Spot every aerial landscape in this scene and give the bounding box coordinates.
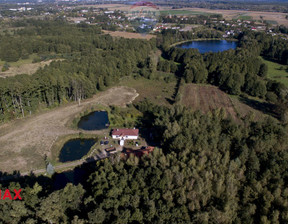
[0,0,288,223]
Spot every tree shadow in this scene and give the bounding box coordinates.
[238,96,280,119]
[165,97,175,105]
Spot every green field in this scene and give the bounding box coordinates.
[265,20,278,25]
[237,15,253,20]
[0,54,37,67]
[118,76,176,106]
[160,10,214,16]
[261,57,288,87]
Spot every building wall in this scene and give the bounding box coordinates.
[112,135,138,140]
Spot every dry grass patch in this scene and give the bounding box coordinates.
[0,86,138,173]
[0,59,62,78]
[181,84,265,121]
[103,30,155,40]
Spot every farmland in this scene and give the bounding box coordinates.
[102,30,155,40]
[187,7,288,26]
[180,84,266,122]
[160,10,214,16]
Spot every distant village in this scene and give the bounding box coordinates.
[1,4,287,40]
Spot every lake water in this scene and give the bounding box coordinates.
[78,111,109,130]
[177,40,238,53]
[59,138,96,162]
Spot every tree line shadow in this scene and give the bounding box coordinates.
[239,96,280,119]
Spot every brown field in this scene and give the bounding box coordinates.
[76,4,132,11]
[0,86,138,173]
[180,8,288,26]
[103,30,155,40]
[88,4,288,26]
[0,59,61,78]
[181,84,265,121]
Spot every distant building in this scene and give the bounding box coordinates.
[112,128,139,140]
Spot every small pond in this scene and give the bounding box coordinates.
[59,138,96,162]
[78,111,109,130]
[176,40,238,53]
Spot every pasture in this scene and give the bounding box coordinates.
[261,57,288,87]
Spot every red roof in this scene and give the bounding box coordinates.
[112,128,139,137]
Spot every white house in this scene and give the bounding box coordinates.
[112,128,139,140]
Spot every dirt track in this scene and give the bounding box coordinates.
[0,86,138,173]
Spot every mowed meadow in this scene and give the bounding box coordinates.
[180,84,266,122]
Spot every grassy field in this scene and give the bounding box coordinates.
[180,83,266,122]
[0,86,138,173]
[0,54,62,77]
[265,20,278,25]
[261,57,288,87]
[160,10,214,16]
[118,76,177,106]
[0,54,37,67]
[237,15,253,20]
[103,30,155,40]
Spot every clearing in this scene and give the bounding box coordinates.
[0,86,138,173]
[0,59,62,78]
[118,76,177,106]
[180,84,266,121]
[261,57,288,87]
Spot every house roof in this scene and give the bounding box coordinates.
[112,128,139,137]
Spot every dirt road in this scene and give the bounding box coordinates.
[0,86,138,173]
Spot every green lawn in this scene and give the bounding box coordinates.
[118,76,177,106]
[0,54,38,67]
[265,20,278,25]
[237,15,253,20]
[261,57,288,87]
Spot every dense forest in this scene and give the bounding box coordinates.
[1,103,288,223]
[0,20,155,122]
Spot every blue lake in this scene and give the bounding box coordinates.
[177,40,238,53]
[59,138,96,162]
[78,111,109,130]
